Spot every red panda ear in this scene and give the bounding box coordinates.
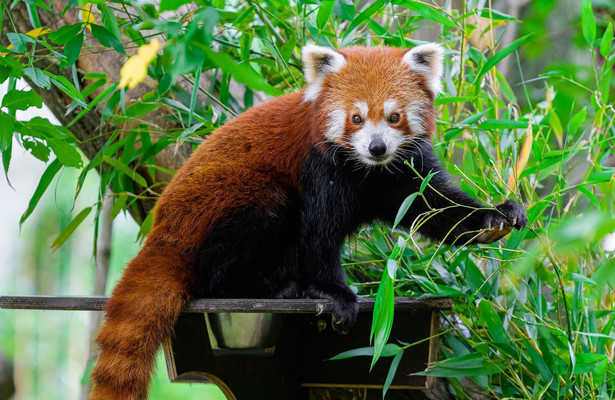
[302,45,346,102]
[402,43,444,95]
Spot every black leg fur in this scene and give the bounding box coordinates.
[195,204,301,299]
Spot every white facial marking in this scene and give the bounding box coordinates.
[325,108,347,141]
[402,43,444,95]
[383,99,398,116]
[351,120,406,166]
[303,83,322,103]
[354,101,368,117]
[406,101,425,135]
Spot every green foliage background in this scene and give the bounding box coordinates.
[0,0,614,399]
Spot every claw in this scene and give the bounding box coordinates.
[512,217,517,226]
[499,222,504,230]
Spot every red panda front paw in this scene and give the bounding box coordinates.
[304,284,358,335]
[478,200,528,243]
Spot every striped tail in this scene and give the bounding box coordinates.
[88,242,192,400]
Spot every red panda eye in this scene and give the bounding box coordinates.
[352,115,363,125]
[389,113,400,124]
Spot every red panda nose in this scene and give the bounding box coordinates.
[368,138,387,157]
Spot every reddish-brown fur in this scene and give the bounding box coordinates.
[89,46,435,400]
[89,92,313,399]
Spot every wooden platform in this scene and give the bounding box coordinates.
[1,295,453,400]
[0,295,452,313]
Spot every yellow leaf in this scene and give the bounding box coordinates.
[1,27,51,56]
[507,122,533,191]
[81,3,95,31]
[118,39,161,89]
[26,27,51,38]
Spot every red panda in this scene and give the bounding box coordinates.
[88,44,527,400]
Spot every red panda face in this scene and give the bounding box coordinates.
[302,44,443,166]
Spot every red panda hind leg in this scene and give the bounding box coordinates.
[88,241,192,400]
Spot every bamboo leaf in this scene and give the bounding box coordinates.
[581,0,596,47]
[23,67,51,89]
[392,192,419,230]
[393,0,457,29]
[343,0,385,38]
[383,349,403,398]
[91,24,125,54]
[48,23,82,45]
[20,159,62,227]
[415,353,500,377]
[98,3,122,40]
[600,22,613,58]
[1,89,42,110]
[329,343,401,360]
[102,155,148,187]
[478,300,509,344]
[317,0,335,29]
[475,35,531,85]
[51,207,92,251]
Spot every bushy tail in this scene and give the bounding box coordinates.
[88,242,192,400]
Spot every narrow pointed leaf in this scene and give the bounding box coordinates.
[51,207,92,251]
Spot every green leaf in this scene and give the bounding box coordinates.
[600,22,613,58]
[202,47,282,96]
[479,119,529,130]
[98,3,122,40]
[330,343,401,360]
[64,33,84,66]
[137,210,154,240]
[415,353,500,377]
[393,0,457,29]
[371,259,396,368]
[392,192,419,230]
[0,112,15,152]
[317,0,335,29]
[475,35,531,85]
[44,73,88,108]
[102,155,148,187]
[592,259,615,288]
[383,350,403,399]
[0,56,25,82]
[48,23,83,45]
[280,33,297,62]
[478,300,509,344]
[568,107,587,135]
[159,0,192,12]
[110,193,128,219]
[521,337,553,382]
[24,140,51,163]
[51,207,92,251]
[23,67,51,89]
[581,0,596,47]
[7,32,35,53]
[124,102,160,118]
[333,0,354,20]
[573,353,607,375]
[1,89,42,110]
[343,0,384,38]
[91,24,125,54]
[20,159,62,227]
[477,8,519,21]
[419,170,438,194]
[47,138,83,167]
